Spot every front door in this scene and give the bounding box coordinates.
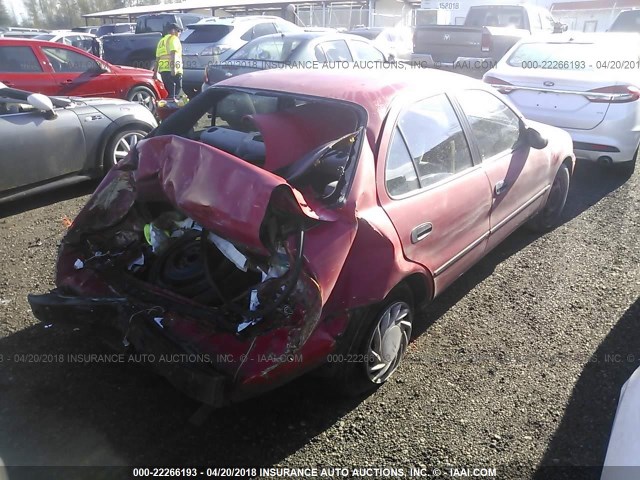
[0,101,86,192]
[378,93,493,296]
[454,89,550,250]
[40,45,116,97]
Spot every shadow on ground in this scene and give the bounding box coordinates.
[532,297,640,480]
[0,181,98,219]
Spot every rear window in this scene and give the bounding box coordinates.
[137,17,174,34]
[465,7,525,28]
[34,34,55,40]
[507,41,639,70]
[610,11,640,32]
[182,25,234,44]
[96,25,115,36]
[0,46,43,72]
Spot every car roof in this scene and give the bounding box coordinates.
[216,68,483,140]
[244,31,371,42]
[516,32,640,44]
[192,15,287,26]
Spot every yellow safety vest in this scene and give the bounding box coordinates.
[156,34,182,74]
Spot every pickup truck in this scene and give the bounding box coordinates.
[609,10,640,32]
[412,4,566,76]
[102,12,206,70]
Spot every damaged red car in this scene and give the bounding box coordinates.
[29,69,575,406]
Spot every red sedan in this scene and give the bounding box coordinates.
[29,68,575,405]
[0,38,167,108]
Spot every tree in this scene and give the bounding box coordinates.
[0,0,13,26]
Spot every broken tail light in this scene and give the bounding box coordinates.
[585,85,640,103]
[483,75,513,94]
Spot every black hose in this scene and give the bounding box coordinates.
[201,228,305,321]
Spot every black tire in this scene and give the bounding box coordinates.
[527,163,570,233]
[615,148,637,178]
[334,284,414,397]
[103,128,147,174]
[126,86,156,112]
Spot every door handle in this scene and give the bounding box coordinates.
[59,79,73,85]
[495,180,509,195]
[1,80,15,87]
[411,222,433,244]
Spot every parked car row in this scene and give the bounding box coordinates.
[0,38,167,109]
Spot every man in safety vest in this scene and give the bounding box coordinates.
[154,22,183,98]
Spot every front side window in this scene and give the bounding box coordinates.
[320,40,352,62]
[349,40,385,62]
[386,94,473,195]
[42,47,99,73]
[0,46,43,72]
[456,89,521,161]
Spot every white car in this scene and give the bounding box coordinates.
[483,33,640,175]
[601,365,640,480]
[34,30,99,55]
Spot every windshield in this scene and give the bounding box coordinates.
[466,7,525,28]
[610,11,640,32]
[182,25,233,44]
[34,34,55,40]
[230,36,303,62]
[507,41,639,70]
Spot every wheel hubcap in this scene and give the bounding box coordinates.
[132,91,153,110]
[366,301,412,383]
[112,132,143,165]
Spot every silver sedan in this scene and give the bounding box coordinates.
[0,83,157,203]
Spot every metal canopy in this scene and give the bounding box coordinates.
[83,0,367,19]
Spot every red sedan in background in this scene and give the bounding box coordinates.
[0,38,167,109]
[29,69,575,405]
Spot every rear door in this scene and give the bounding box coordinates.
[377,93,493,296]
[0,100,86,192]
[454,88,550,250]
[0,43,56,93]
[39,45,116,97]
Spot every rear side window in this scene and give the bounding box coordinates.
[183,25,233,43]
[385,94,473,195]
[0,46,43,72]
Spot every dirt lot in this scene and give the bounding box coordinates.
[0,162,638,479]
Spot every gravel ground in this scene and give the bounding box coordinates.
[0,162,638,480]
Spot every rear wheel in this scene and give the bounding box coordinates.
[527,163,570,232]
[127,86,156,111]
[334,285,414,396]
[103,128,147,173]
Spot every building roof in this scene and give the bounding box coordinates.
[551,0,640,11]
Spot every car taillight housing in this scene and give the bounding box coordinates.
[481,29,492,52]
[483,75,513,94]
[585,85,640,103]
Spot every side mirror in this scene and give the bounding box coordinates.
[27,93,57,119]
[525,127,548,150]
[553,22,568,33]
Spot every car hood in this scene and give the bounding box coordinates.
[111,64,154,76]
